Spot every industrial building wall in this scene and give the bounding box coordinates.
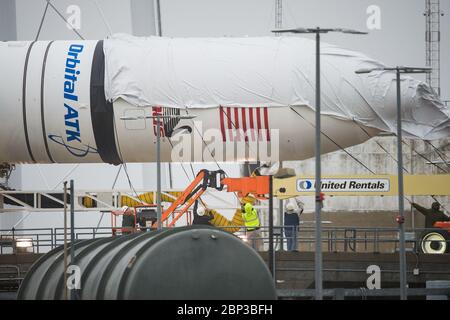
[294,137,449,211]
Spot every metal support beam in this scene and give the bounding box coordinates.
[314,30,323,301]
[355,65,431,301]
[425,0,442,96]
[156,114,162,230]
[155,0,162,36]
[69,179,76,300]
[0,0,16,41]
[274,0,282,36]
[268,176,275,278]
[63,181,68,300]
[279,199,284,251]
[396,69,407,300]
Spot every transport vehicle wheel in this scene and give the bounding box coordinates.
[420,230,450,254]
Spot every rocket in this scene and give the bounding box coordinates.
[0,34,449,165]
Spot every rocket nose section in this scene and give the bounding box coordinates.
[409,82,450,140]
[358,70,450,140]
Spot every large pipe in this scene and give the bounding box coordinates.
[17,226,276,300]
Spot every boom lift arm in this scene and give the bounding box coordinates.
[161,170,225,227]
[161,169,270,227]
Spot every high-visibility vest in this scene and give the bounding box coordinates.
[242,203,260,231]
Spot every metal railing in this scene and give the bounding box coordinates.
[1,225,448,255]
[0,227,115,254]
[220,225,450,254]
[0,228,54,254]
[0,265,22,291]
[277,287,450,300]
[1,225,449,299]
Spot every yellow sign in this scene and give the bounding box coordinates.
[273,174,450,197]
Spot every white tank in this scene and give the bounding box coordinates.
[0,36,448,165]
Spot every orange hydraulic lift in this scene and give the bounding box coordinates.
[160,169,270,227]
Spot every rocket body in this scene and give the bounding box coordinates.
[0,36,448,164]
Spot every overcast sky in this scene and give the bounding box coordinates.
[161,0,449,99]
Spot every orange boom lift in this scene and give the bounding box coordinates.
[160,169,270,228]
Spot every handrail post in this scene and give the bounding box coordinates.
[63,181,68,300]
[268,176,275,280]
[69,179,76,300]
[12,227,15,254]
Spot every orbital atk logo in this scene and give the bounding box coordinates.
[48,43,98,157]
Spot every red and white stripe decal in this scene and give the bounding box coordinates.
[219,106,226,141]
[152,106,166,137]
[241,108,247,142]
[219,106,270,142]
[249,107,255,141]
[226,107,232,141]
[263,107,270,141]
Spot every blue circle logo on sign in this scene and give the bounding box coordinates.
[297,180,313,191]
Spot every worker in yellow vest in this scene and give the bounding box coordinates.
[242,202,260,230]
[241,201,263,251]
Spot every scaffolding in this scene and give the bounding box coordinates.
[424,0,444,96]
[274,0,282,36]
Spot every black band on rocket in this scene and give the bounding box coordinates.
[41,40,55,163]
[23,41,37,163]
[90,40,122,165]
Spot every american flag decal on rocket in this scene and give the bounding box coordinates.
[152,106,181,138]
[219,106,271,142]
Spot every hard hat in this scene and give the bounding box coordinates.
[241,195,256,204]
[286,202,295,212]
[432,202,440,210]
[197,206,206,216]
[244,202,253,212]
[121,206,129,212]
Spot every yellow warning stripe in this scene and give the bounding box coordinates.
[82,191,182,208]
[120,192,182,207]
[210,209,244,233]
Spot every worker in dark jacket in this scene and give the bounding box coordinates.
[192,200,214,226]
[284,202,300,251]
[121,206,136,234]
[412,202,450,228]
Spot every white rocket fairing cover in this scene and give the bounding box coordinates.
[103,34,450,140]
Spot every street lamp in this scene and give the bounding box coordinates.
[355,66,431,300]
[121,113,197,230]
[272,27,367,300]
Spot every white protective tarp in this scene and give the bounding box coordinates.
[104,34,450,140]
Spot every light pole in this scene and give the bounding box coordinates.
[69,179,76,300]
[155,0,162,37]
[121,113,196,230]
[272,27,367,300]
[355,66,431,300]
